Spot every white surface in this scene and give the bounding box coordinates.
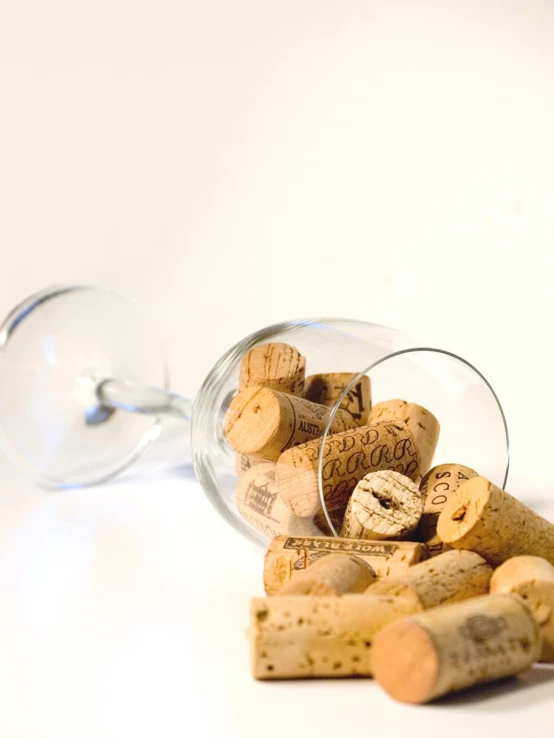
[2,1,554,735]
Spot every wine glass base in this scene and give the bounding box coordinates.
[0,285,168,488]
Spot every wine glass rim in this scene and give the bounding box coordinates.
[316,346,510,537]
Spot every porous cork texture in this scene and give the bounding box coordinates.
[225,387,355,462]
[490,555,554,662]
[276,421,421,520]
[437,476,554,567]
[340,471,424,540]
[417,463,478,555]
[369,399,440,478]
[250,593,422,679]
[367,549,493,610]
[239,342,306,396]
[235,463,321,540]
[263,536,428,596]
[279,553,375,596]
[304,373,372,426]
[372,594,542,703]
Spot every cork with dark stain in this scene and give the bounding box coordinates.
[340,470,424,540]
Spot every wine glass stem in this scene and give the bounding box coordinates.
[96,379,193,422]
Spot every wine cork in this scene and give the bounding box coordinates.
[279,553,375,596]
[235,463,321,540]
[276,421,421,520]
[239,342,305,396]
[437,476,554,567]
[250,593,422,679]
[340,471,424,540]
[372,593,542,703]
[304,373,371,426]
[490,556,554,662]
[417,464,478,555]
[369,400,440,477]
[367,549,493,609]
[263,535,429,595]
[225,386,356,462]
[235,453,265,478]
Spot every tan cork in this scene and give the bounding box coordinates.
[279,553,375,596]
[276,421,421,522]
[235,463,321,540]
[235,453,265,479]
[369,400,440,477]
[490,556,554,662]
[437,476,554,567]
[250,593,422,679]
[417,464,478,556]
[367,549,492,610]
[372,593,541,703]
[263,536,429,596]
[225,386,356,462]
[304,373,371,426]
[340,471,424,540]
[239,342,305,396]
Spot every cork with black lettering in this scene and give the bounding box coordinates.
[372,594,541,703]
[276,421,421,520]
[235,463,321,540]
[417,464,478,555]
[490,556,554,662]
[369,399,440,478]
[235,453,265,478]
[225,386,356,462]
[304,373,371,426]
[279,553,375,595]
[263,535,429,595]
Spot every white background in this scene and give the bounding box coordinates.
[1,1,554,736]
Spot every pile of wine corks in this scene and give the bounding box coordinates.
[234,343,554,704]
[226,342,439,538]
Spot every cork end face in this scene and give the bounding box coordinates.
[224,386,283,456]
[372,618,439,704]
[436,476,492,546]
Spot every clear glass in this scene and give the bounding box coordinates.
[0,286,179,487]
[192,320,509,545]
[0,287,509,547]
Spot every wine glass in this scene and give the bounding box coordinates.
[0,284,509,545]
